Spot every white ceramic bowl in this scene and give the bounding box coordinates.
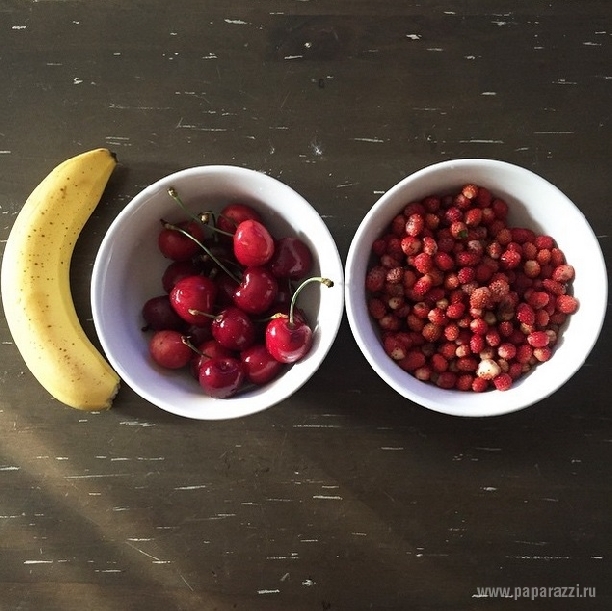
[92,165,344,420]
[345,159,607,417]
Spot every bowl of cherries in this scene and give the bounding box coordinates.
[345,159,607,417]
[92,165,344,420]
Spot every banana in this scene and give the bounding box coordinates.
[1,148,120,410]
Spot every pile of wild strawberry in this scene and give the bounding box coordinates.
[365,184,579,392]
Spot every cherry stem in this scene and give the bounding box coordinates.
[167,187,234,238]
[289,276,334,326]
[161,220,240,283]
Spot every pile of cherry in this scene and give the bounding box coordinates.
[141,190,332,399]
[365,183,579,392]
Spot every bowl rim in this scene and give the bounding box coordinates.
[91,164,345,420]
[344,158,608,417]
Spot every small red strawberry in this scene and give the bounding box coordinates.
[493,372,512,391]
[527,331,550,348]
[516,302,535,326]
[552,264,575,283]
[556,294,579,314]
[366,266,386,292]
[470,286,493,310]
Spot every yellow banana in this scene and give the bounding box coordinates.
[1,148,120,410]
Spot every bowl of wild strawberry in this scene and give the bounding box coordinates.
[345,159,607,417]
[91,165,344,420]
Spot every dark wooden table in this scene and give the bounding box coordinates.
[1,1,611,609]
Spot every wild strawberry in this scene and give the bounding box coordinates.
[414,252,434,274]
[387,296,405,311]
[556,294,579,314]
[414,365,432,381]
[552,264,575,283]
[542,278,566,295]
[470,286,493,310]
[455,251,481,267]
[444,322,460,341]
[497,343,517,360]
[406,314,425,332]
[535,309,550,327]
[391,214,407,236]
[385,266,403,284]
[398,350,427,372]
[469,334,486,355]
[438,342,457,361]
[436,371,457,389]
[434,251,455,271]
[456,373,475,391]
[500,249,521,269]
[452,192,471,209]
[401,235,422,256]
[486,240,503,259]
[403,201,426,216]
[403,269,417,290]
[516,344,533,364]
[422,322,443,343]
[464,208,482,227]
[493,373,512,391]
[423,196,441,212]
[534,234,555,250]
[508,362,524,380]
[446,302,466,320]
[443,206,463,225]
[365,266,386,292]
[456,356,478,372]
[378,314,401,331]
[427,307,448,326]
[523,260,541,279]
[383,335,407,360]
[550,247,565,266]
[411,275,433,300]
[485,328,501,347]
[527,290,550,309]
[368,298,387,319]
[477,358,501,380]
[488,277,510,301]
[492,198,509,219]
[457,266,476,284]
[469,317,488,336]
[516,302,535,326]
[527,331,549,348]
[451,220,469,240]
[372,238,388,257]
[424,212,440,232]
[430,352,449,373]
[522,242,537,260]
[511,227,535,244]
[533,346,552,362]
[536,248,552,266]
[380,253,401,268]
[471,377,490,392]
[405,213,425,237]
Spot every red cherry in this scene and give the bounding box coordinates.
[240,344,284,385]
[264,276,334,364]
[233,266,278,315]
[170,275,217,326]
[141,295,186,331]
[216,203,262,235]
[189,339,235,379]
[233,219,275,267]
[215,273,239,307]
[149,330,192,369]
[161,260,201,293]
[198,356,245,398]
[265,316,313,364]
[268,237,313,279]
[158,220,206,261]
[211,306,256,351]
